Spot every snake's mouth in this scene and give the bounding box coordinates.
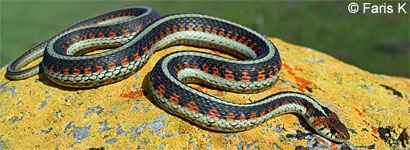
[314,125,350,143]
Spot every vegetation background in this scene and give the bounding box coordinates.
[1,1,409,77]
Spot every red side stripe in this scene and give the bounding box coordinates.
[136,24,142,31]
[159,31,164,39]
[241,72,251,82]
[121,57,129,65]
[211,26,218,34]
[156,84,165,96]
[225,69,235,81]
[109,31,117,38]
[218,28,225,36]
[273,65,279,74]
[238,36,246,43]
[226,30,233,38]
[269,70,274,78]
[184,101,199,113]
[250,112,257,120]
[108,62,116,70]
[260,110,266,117]
[188,23,194,31]
[56,68,61,74]
[71,38,77,44]
[73,68,80,75]
[142,46,149,54]
[193,61,199,69]
[212,67,219,77]
[184,61,190,68]
[122,29,130,36]
[166,27,171,35]
[202,64,209,73]
[196,24,203,32]
[205,25,211,33]
[206,108,220,119]
[96,65,104,73]
[257,70,266,81]
[239,115,246,121]
[169,93,180,105]
[98,32,105,38]
[173,25,178,33]
[232,33,239,40]
[177,63,183,70]
[179,23,185,31]
[63,68,69,75]
[133,51,141,60]
[49,65,54,73]
[89,33,96,39]
[84,67,92,74]
[226,112,235,121]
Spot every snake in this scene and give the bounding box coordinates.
[6,6,350,143]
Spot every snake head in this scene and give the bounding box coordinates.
[311,111,350,143]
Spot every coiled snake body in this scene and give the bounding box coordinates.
[6,6,349,143]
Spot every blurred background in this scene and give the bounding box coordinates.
[1,1,409,77]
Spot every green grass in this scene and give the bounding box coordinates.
[1,1,408,77]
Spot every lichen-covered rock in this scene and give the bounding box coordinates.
[0,37,409,149]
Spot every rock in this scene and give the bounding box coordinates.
[0,37,409,149]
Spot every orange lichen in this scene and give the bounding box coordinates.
[209,51,221,56]
[370,125,379,135]
[119,90,144,98]
[216,91,224,96]
[353,107,363,117]
[282,63,313,92]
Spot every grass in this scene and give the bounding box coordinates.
[1,1,408,77]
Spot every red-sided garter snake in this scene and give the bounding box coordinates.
[6,6,349,143]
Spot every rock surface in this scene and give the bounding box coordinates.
[0,37,409,149]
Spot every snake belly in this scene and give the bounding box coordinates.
[6,7,350,143]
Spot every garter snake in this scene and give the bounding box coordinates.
[6,6,350,143]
